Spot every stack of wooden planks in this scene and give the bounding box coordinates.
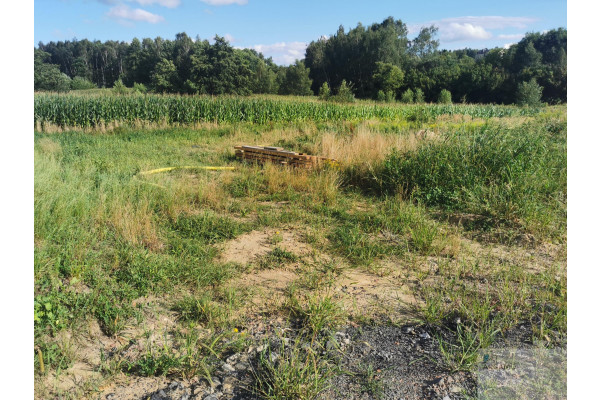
[234,145,337,169]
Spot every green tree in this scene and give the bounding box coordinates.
[34,49,71,92]
[515,79,543,107]
[372,62,404,98]
[318,82,331,100]
[133,82,148,94]
[70,76,96,90]
[112,78,128,95]
[414,88,425,103]
[438,89,452,104]
[304,17,410,98]
[332,80,355,102]
[190,36,252,95]
[278,61,313,96]
[408,25,439,59]
[400,88,414,103]
[151,58,176,92]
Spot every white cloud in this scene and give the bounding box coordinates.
[99,0,181,8]
[436,16,536,30]
[503,43,516,49]
[443,23,492,42]
[409,16,537,43]
[107,5,164,23]
[200,0,248,5]
[498,33,524,40]
[132,0,181,8]
[243,41,308,65]
[223,33,236,43]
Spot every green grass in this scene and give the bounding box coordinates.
[33,103,566,398]
[252,336,337,400]
[285,288,344,337]
[377,115,566,240]
[416,259,566,372]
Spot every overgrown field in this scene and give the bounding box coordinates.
[34,99,566,400]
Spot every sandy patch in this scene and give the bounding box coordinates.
[332,267,419,321]
[230,268,299,314]
[101,376,171,400]
[461,238,566,274]
[219,228,314,265]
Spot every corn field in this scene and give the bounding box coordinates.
[34,93,542,128]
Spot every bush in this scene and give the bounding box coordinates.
[112,79,129,95]
[516,79,543,107]
[70,76,96,90]
[376,90,386,102]
[332,80,355,103]
[318,82,331,100]
[133,82,148,94]
[414,88,425,103]
[401,89,414,103]
[385,90,395,103]
[437,89,452,104]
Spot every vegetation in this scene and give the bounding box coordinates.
[305,18,566,104]
[34,19,566,105]
[33,17,566,397]
[34,92,543,129]
[34,105,566,398]
[437,89,452,104]
[516,78,544,107]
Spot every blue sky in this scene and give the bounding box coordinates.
[34,0,566,65]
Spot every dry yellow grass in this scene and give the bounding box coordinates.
[315,125,426,169]
[36,137,62,155]
[105,196,163,251]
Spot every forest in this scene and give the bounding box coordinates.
[34,17,566,105]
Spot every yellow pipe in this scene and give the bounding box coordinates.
[138,166,235,176]
[134,165,235,189]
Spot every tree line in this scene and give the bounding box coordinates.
[34,17,566,105]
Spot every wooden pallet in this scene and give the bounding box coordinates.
[234,145,337,169]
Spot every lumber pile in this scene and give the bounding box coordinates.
[234,145,337,169]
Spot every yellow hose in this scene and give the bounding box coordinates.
[134,166,235,189]
[138,166,235,176]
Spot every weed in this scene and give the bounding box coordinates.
[258,247,298,269]
[438,325,482,372]
[35,340,74,375]
[173,295,229,328]
[329,224,386,265]
[286,289,344,337]
[358,364,385,399]
[252,338,336,400]
[409,221,439,255]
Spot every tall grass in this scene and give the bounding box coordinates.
[377,119,566,238]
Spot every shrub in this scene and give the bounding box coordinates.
[437,89,452,104]
[70,76,96,90]
[133,82,148,94]
[332,80,355,103]
[112,79,129,95]
[376,90,386,102]
[414,88,425,103]
[516,79,543,107]
[400,89,414,103]
[384,90,395,103]
[318,82,331,100]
